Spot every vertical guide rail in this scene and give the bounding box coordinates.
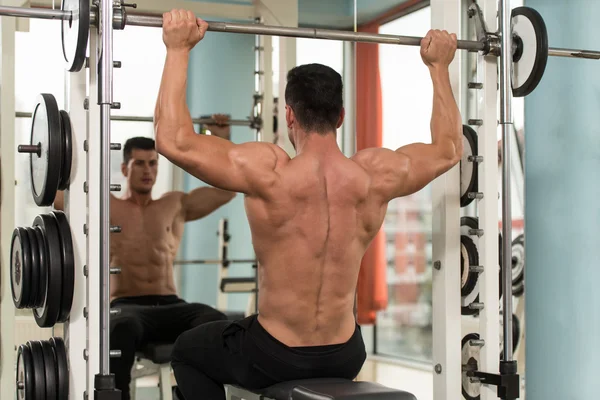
[478,0,501,398]
[431,0,462,398]
[0,17,17,400]
[66,45,89,400]
[499,0,514,362]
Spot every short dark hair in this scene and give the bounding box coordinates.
[285,63,343,134]
[123,137,156,164]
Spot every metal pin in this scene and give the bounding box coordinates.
[110,350,122,358]
[122,2,137,7]
[83,265,88,277]
[84,349,89,360]
[468,82,483,89]
[83,181,88,193]
[17,144,41,155]
[83,224,88,235]
[468,155,483,163]
[469,229,484,237]
[111,143,121,150]
[434,261,441,270]
[17,381,24,390]
[84,140,88,152]
[83,307,88,318]
[468,119,483,126]
[434,364,442,374]
[469,339,485,347]
[469,302,485,310]
[469,265,484,273]
[110,309,121,316]
[110,184,121,192]
[468,192,484,200]
[110,267,121,274]
[111,102,121,110]
[110,226,122,233]
[84,98,89,110]
[114,61,122,68]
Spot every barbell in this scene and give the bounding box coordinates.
[0,1,598,97]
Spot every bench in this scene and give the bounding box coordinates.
[225,378,417,400]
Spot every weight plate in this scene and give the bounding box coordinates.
[58,110,73,190]
[513,278,525,297]
[460,235,479,300]
[460,125,478,208]
[61,0,90,72]
[16,344,34,400]
[50,337,69,400]
[33,214,63,328]
[33,226,49,310]
[52,211,75,323]
[11,228,32,309]
[511,234,525,286]
[29,93,62,207]
[41,340,58,400]
[461,333,481,400]
[500,313,521,359]
[511,7,549,97]
[24,228,40,309]
[460,218,480,316]
[27,341,46,400]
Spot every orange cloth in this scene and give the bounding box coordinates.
[355,22,388,325]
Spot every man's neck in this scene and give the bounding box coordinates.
[123,190,153,206]
[295,131,340,155]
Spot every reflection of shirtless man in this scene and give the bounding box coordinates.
[155,9,461,399]
[54,120,236,400]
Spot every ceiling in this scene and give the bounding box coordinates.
[201,0,413,28]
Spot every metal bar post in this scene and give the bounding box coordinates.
[499,0,514,363]
[98,0,114,376]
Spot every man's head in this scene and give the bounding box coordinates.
[121,137,158,194]
[284,63,344,147]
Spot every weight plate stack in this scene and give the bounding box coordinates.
[52,211,75,323]
[10,228,32,309]
[460,125,478,208]
[16,338,69,400]
[462,333,481,400]
[58,110,73,190]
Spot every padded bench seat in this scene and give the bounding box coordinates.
[137,342,175,364]
[226,378,417,400]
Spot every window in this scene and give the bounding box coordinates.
[376,6,433,362]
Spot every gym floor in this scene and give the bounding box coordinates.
[134,359,433,400]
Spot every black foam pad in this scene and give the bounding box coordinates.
[137,342,174,365]
[260,378,418,400]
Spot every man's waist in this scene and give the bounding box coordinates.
[110,294,183,307]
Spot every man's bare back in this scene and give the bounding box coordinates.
[247,143,386,347]
[110,193,185,300]
[155,13,460,364]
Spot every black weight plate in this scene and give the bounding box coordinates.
[23,228,40,309]
[61,0,90,72]
[27,341,46,400]
[511,234,525,286]
[41,340,58,400]
[513,278,525,297]
[30,93,62,207]
[33,226,49,310]
[51,211,75,323]
[50,337,69,400]
[58,110,73,190]
[11,228,32,309]
[460,235,479,298]
[461,333,481,400]
[460,217,480,316]
[16,344,34,400]
[460,125,478,208]
[33,214,63,328]
[511,7,549,97]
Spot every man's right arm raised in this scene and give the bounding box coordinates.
[353,29,462,201]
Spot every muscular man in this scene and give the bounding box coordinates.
[154,10,461,399]
[54,128,236,399]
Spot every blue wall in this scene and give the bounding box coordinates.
[179,31,256,312]
[524,0,600,398]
